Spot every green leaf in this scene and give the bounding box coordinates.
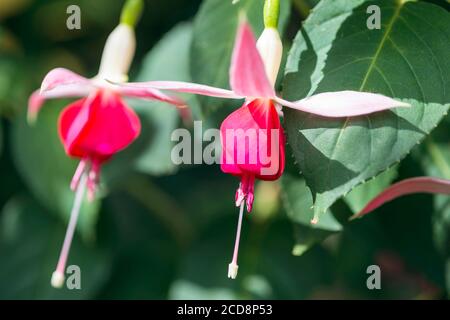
[344,165,398,214]
[191,0,290,115]
[281,172,342,256]
[291,223,335,257]
[421,140,450,257]
[0,56,28,116]
[424,139,450,180]
[114,23,198,177]
[281,173,342,231]
[414,138,450,297]
[0,196,110,299]
[283,0,450,219]
[12,104,100,240]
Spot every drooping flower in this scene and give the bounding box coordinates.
[28,0,188,288]
[117,19,409,278]
[351,177,450,219]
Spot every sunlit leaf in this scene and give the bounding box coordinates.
[344,165,398,214]
[421,141,450,257]
[283,0,450,219]
[281,173,342,231]
[281,172,342,256]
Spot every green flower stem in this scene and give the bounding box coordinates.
[120,0,144,27]
[263,0,280,29]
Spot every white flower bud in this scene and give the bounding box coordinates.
[256,27,283,87]
[98,23,136,83]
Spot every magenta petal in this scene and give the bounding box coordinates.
[59,97,94,158]
[59,90,141,161]
[229,21,275,99]
[352,177,450,219]
[118,81,242,99]
[64,94,97,152]
[220,99,285,180]
[276,91,410,117]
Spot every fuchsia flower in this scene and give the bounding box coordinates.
[28,10,187,287]
[119,20,409,279]
[351,177,450,219]
[220,98,285,213]
[31,67,187,198]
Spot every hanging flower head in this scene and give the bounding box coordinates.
[116,2,409,279]
[28,0,188,288]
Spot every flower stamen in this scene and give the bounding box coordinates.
[70,158,88,191]
[51,171,88,288]
[87,159,101,201]
[246,175,255,212]
[235,182,245,207]
[228,201,245,280]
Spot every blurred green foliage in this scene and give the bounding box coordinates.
[0,0,449,300]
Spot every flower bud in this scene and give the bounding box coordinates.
[256,27,282,87]
[98,24,136,83]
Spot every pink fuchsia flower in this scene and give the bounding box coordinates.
[28,0,188,288]
[221,98,285,213]
[351,177,450,219]
[118,20,409,278]
[221,96,285,279]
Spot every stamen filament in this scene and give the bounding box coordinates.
[70,159,87,191]
[51,172,88,288]
[87,160,100,201]
[228,202,245,279]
